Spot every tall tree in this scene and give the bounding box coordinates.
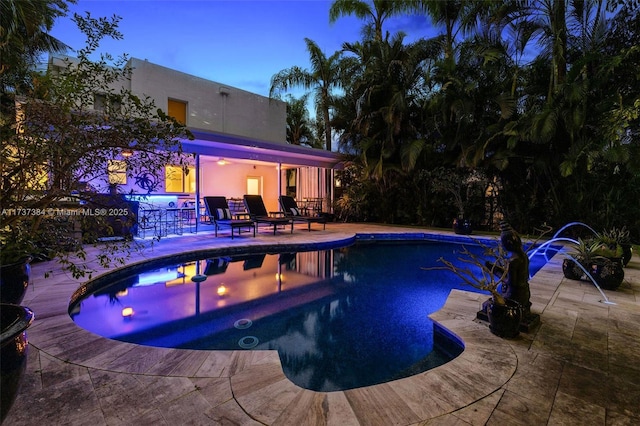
[284,93,316,147]
[417,0,476,64]
[1,13,191,277]
[329,0,408,41]
[0,0,71,92]
[270,38,344,152]
[342,33,437,177]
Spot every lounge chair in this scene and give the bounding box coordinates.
[227,197,248,217]
[229,253,266,270]
[243,195,293,235]
[203,196,255,239]
[279,195,326,231]
[279,252,297,267]
[204,257,229,275]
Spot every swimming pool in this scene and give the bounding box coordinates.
[69,237,557,392]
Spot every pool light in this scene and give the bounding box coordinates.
[217,285,228,297]
[122,307,134,319]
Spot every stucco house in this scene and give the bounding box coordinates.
[48,55,342,232]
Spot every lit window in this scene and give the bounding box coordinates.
[165,165,195,193]
[22,164,48,190]
[108,160,127,185]
[167,99,187,124]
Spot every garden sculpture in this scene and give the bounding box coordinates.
[483,222,532,318]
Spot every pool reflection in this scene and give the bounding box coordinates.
[71,250,339,341]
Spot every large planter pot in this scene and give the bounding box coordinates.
[0,259,31,305]
[588,260,625,290]
[1,304,35,424]
[621,244,632,267]
[486,299,522,338]
[453,217,472,235]
[562,258,583,280]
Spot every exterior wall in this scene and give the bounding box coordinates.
[46,55,333,215]
[198,160,282,212]
[127,58,286,143]
[48,55,131,109]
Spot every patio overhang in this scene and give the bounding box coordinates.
[182,128,344,169]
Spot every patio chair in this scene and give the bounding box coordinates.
[243,194,293,235]
[203,196,255,239]
[279,195,326,231]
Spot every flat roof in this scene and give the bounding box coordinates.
[182,129,344,169]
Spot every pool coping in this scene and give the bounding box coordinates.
[16,227,564,424]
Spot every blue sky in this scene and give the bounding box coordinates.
[50,0,435,98]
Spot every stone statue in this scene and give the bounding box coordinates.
[497,222,531,317]
[480,222,533,319]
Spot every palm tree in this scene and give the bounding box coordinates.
[1,0,71,91]
[284,93,315,147]
[341,32,440,184]
[329,0,410,41]
[416,0,480,64]
[270,38,345,152]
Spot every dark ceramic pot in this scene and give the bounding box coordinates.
[0,259,31,305]
[486,298,522,338]
[453,217,472,235]
[1,304,35,424]
[588,260,625,290]
[562,258,583,280]
[621,244,632,267]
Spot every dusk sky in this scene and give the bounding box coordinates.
[50,0,436,98]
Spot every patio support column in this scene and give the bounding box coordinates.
[329,168,334,213]
[277,162,282,200]
[194,154,201,232]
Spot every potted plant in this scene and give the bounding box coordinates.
[0,255,32,306]
[428,238,523,338]
[599,227,633,267]
[0,220,37,305]
[562,238,596,281]
[0,304,35,423]
[563,238,625,290]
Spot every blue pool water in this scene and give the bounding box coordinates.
[69,238,557,392]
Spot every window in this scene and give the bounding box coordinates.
[165,165,195,193]
[94,94,107,111]
[94,93,121,115]
[108,160,127,185]
[23,164,48,190]
[167,99,187,124]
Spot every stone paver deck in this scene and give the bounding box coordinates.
[4,223,639,425]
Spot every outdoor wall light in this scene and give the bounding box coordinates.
[217,158,228,165]
[121,149,133,157]
[217,285,228,297]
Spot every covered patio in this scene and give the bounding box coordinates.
[124,129,344,238]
